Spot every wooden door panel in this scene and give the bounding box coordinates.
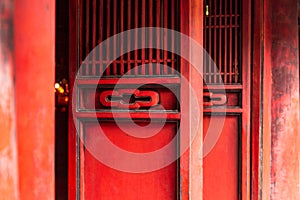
[81,120,177,199]
[78,84,179,111]
[69,1,184,199]
[203,115,239,200]
[202,0,251,199]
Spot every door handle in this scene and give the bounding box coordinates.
[203,92,227,106]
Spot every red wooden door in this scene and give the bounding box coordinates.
[68,0,251,199]
[69,0,188,199]
[202,0,251,199]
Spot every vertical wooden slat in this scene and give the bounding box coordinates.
[127,0,132,75]
[80,131,85,199]
[224,0,227,83]
[156,0,161,75]
[219,0,222,83]
[80,0,84,75]
[141,0,146,75]
[171,0,175,75]
[241,0,251,198]
[229,0,233,83]
[112,0,117,75]
[85,0,90,75]
[234,0,238,83]
[163,0,168,75]
[208,0,212,83]
[213,0,217,83]
[105,0,110,76]
[120,0,124,75]
[134,0,139,75]
[99,0,103,75]
[149,0,153,75]
[92,0,96,76]
[203,1,207,82]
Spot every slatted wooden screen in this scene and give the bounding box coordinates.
[204,0,241,84]
[79,0,180,77]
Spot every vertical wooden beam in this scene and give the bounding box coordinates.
[68,0,77,198]
[256,0,300,199]
[179,0,190,199]
[251,0,263,199]
[269,0,300,199]
[190,0,203,199]
[14,0,55,199]
[0,0,19,199]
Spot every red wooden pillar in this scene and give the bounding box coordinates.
[190,0,203,199]
[269,0,300,198]
[256,0,300,199]
[0,1,19,199]
[14,0,55,199]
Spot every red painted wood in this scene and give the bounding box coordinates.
[260,0,272,198]
[85,0,90,76]
[269,0,300,199]
[0,1,18,198]
[113,0,117,75]
[208,0,212,83]
[224,0,227,84]
[203,116,239,200]
[99,89,159,109]
[79,85,179,111]
[148,0,153,74]
[68,0,77,198]
[229,0,233,83]
[105,0,111,76]
[82,121,177,199]
[14,0,55,199]
[156,0,161,75]
[179,0,190,199]
[252,0,300,199]
[92,0,96,76]
[218,0,222,83]
[213,1,217,83]
[241,0,251,199]
[99,0,104,75]
[171,0,175,74]
[77,77,181,85]
[203,0,251,199]
[163,0,168,75]
[79,0,83,75]
[127,0,132,75]
[69,1,185,199]
[189,1,203,199]
[134,0,139,75]
[141,0,146,75]
[120,0,124,75]
[251,0,263,198]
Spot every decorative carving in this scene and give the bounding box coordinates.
[203,92,227,106]
[99,89,159,109]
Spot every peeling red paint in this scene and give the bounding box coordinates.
[0,0,19,199]
[270,0,300,199]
